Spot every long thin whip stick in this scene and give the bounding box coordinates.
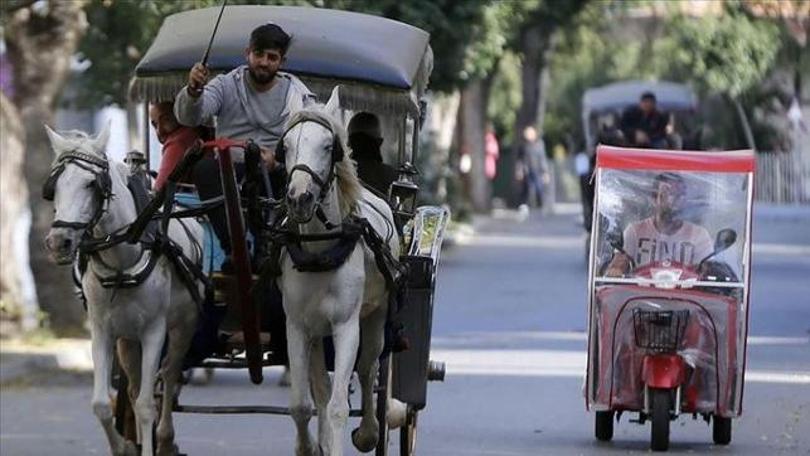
[201,0,228,67]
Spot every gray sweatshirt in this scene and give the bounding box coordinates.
[174,66,315,151]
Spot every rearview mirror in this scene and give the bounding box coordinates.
[714,229,737,254]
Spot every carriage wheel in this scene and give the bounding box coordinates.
[594,411,614,441]
[399,409,418,456]
[374,356,392,456]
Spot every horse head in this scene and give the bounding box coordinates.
[280,87,359,224]
[43,123,112,265]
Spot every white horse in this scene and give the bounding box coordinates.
[43,125,203,456]
[279,90,401,456]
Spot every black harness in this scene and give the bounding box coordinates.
[43,151,113,231]
[262,116,404,288]
[275,116,346,229]
[43,150,210,306]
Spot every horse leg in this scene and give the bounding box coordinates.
[325,317,361,456]
[91,327,137,456]
[309,338,331,453]
[117,338,142,443]
[134,320,167,456]
[156,319,195,456]
[288,324,318,456]
[351,305,386,452]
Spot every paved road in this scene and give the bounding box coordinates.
[2,205,809,455]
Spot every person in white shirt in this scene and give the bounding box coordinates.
[606,172,713,276]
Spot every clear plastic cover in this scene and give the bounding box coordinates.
[586,167,752,417]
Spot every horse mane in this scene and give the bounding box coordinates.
[285,107,362,217]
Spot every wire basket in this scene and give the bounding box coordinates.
[632,309,690,352]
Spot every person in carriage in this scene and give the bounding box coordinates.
[347,111,399,196]
[174,22,315,262]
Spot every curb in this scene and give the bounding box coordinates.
[0,339,92,385]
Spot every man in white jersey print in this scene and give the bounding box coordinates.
[605,172,713,277]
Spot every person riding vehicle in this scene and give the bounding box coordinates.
[605,172,713,276]
[174,22,315,257]
[348,111,398,196]
[620,91,668,149]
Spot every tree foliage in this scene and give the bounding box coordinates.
[661,8,781,98]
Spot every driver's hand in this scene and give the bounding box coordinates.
[605,253,631,277]
[260,147,276,169]
[188,63,209,96]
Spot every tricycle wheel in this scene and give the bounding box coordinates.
[595,411,614,441]
[650,389,671,452]
[375,356,392,456]
[712,416,732,445]
[400,409,418,456]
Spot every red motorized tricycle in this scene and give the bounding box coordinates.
[585,146,755,451]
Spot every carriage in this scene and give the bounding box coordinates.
[119,5,448,454]
[585,145,755,451]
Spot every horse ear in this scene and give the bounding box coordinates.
[324,86,341,116]
[44,125,69,156]
[93,120,111,155]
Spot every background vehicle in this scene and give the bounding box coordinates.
[585,145,755,451]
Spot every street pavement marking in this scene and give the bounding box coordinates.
[458,233,810,257]
[430,348,810,385]
[433,331,809,346]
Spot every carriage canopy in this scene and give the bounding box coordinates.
[129,5,433,117]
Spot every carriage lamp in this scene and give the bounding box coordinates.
[390,170,419,227]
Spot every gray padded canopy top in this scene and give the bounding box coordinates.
[582,80,697,113]
[134,5,431,91]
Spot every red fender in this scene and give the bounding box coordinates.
[642,354,686,389]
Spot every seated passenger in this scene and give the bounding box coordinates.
[149,101,202,191]
[348,112,398,196]
[605,173,713,276]
[620,92,668,149]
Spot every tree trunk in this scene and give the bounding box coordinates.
[732,97,757,151]
[425,93,460,205]
[457,69,498,213]
[6,1,89,335]
[0,92,38,333]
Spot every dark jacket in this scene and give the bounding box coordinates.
[620,106,667,145]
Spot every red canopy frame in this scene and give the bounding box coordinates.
[596,146,755,173]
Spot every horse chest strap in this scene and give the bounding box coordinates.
[286,230,361,273]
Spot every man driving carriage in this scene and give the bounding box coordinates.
[174,22,315,258]
[605,172,713,276]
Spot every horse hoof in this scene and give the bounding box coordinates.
[351,427,379,453]
[119,441,138,456]
[156,443,180,456]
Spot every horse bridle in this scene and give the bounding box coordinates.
[42,150,113,234]
[275,117,345,227]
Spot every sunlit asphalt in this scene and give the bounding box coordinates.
[1,204,808,455]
